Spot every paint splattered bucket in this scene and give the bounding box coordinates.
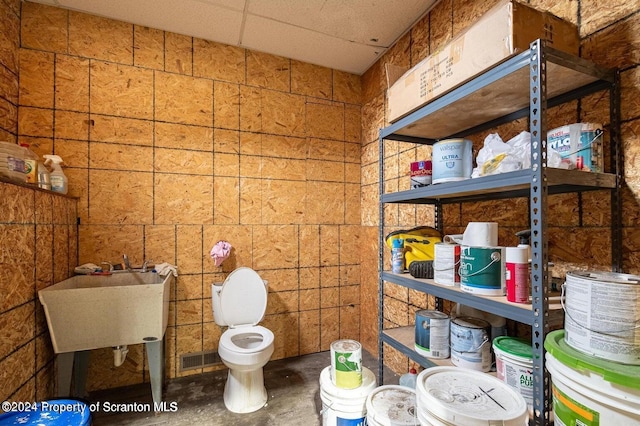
[432,139,473,184]
[415,310,450,359]
[415,367,528,425]
[330,339,363,389]
[366,385,418,426]
[563,270,640,364]
[450,316,492,372]
[433,243,460,286]
[459,246,505,296]
[320,366,377,426]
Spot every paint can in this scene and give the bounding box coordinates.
[450,316,492,372]
[459,246,506,296]
[547,122,603,172]
[319,366,377,426]
[433,243,460,286]
[562,270,640,365]
[414,310,450,359]
[432,139,473,184]
[493,336,534,410]
[506,246,530,304]
[545,330,640,426]
[410,160,432,188]
[330,339,363,389]
[366,385,418,426]
[415,367,529,426]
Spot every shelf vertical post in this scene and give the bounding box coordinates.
[610,70,623,272]
[529,39,551,425]
[378,132,385,384]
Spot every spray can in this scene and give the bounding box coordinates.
[506,247,529,303]
[391,239,404,274]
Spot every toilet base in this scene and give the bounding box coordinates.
[223,367,268,413]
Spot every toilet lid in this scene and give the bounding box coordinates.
[219,267,267,327]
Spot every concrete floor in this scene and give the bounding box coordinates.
[88,350,396,426]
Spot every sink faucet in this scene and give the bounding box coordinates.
[142,260,153,273]
[123,254,132,271]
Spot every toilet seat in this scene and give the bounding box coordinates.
[218,267,267,327]
[219,325,274,355]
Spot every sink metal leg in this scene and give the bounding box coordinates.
[56,351,90,398]
[146,340,164,408]
[73,350,90,398]
[56,352,74,397]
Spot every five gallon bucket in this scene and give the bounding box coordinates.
[432,139,473,184]
[331,339,363,389]
[366,385,418,426]
[320,366,377,426]
[450,316,492,372]
[562,270,640,364]
[493,336,534,409]
[459,246,505,296]
[414,310,450,359]
[545,330,640,425]
[415,367,528,425]
[0,399,91,425]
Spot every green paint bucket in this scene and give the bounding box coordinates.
[459,246,505,296]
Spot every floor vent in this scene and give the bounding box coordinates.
[180,350,221,372]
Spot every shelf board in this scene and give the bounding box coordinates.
[381,168,617,204]
[381,46,615,142]
[382,271,564,326]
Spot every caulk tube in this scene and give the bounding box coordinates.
[43,155,68,194]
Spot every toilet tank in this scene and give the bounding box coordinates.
[211,280,268,326]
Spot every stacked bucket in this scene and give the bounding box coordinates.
[544,270,640,424]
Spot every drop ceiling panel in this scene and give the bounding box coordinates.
[242,13,383,74]
[26,0,440,74]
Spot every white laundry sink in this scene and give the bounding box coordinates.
[38,272,174,353]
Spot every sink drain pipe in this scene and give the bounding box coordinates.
[113,345,129,367]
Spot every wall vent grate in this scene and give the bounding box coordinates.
[179,350,221,372]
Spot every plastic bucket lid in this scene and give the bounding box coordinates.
[320,365,377,401]
[416,367,528,426]
[544,329,640,391]
[0,399,91,425]
[366,385,417,425]
[493,336,533,364]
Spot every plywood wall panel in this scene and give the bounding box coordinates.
[193,39,245,84]
[154,174,213,224]
[19,49,53,108]
[291,60,332,99]
[55,56,90,112]
[261,90,306,137]
[20,2,66,54]
[165,32,193,75]
[155,71,213,126]
[213,81,240,130]
[246,50,290,92]
[90,61,153,119]
[134,25,164,70]
[69,11,133,64]
[582,12,640,70]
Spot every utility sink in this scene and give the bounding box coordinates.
[38,272,174,354]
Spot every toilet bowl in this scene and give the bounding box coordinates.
[212,267,274,413]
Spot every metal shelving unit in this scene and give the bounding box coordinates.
[377,39,621,425]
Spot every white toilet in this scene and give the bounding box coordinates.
[212,267,274,413]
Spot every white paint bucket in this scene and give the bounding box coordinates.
[493,336,533,409]
[365,385,418,426]
[563,270,640,364]
[330,339,363,389]
[414,310,450,359]
[459,246,506,296]
[415,367,528,426]
[320,366,377,426]
[449,316,492,372]
[432,139,473,184]
[433,243,460,286]
[545,330,640,425]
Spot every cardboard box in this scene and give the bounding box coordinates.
[387,0,579,123]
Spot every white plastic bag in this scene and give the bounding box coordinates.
[472,131,566,178]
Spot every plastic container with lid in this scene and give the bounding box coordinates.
[0,141,26,183]
[399,368,418,389]
[544,329,640,425]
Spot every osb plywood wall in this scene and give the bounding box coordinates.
[4,0,362,397]
[0,181,78,403]
[360,0,640,374]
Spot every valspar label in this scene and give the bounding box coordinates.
[432,139,473,183]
